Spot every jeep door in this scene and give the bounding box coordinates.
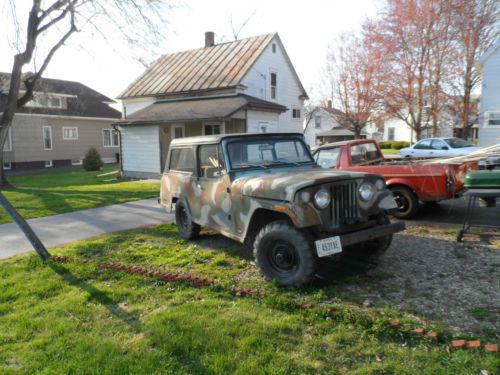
[163,147,197,212]
[195,144,232,232]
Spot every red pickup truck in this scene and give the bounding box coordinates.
[313,139,477,219]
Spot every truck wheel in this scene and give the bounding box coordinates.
[253,221,317,286]
[346,214,393,258]
[389,186,419,219]
[175,199,200,239]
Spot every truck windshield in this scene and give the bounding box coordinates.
[227,138,314,170]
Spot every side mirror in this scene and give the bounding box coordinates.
[441,146,449,150]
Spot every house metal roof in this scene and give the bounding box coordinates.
[118,33,308,100]
[115,94,287,125]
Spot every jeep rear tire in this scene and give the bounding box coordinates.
[175,199,200,239]
[253,221,317,286]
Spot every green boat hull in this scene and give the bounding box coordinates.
[464,171,500,189]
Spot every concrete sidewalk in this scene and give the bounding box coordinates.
[0,198,173,260]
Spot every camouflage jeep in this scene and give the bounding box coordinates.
[160,133,405,286]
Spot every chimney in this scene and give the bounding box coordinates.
[327,100,332,111]
[205,31,215,48]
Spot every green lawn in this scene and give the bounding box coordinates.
[381,148,401,156]
[0,225,497,374]
[0,166,160,224]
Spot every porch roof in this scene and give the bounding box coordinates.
[316,127,355,137]
[115,94,287,125]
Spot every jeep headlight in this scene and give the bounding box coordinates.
[314,189,331,209]
[359,182,375,201]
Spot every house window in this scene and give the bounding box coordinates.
[45,160,53,168]
[63,126,78,140]
[292,108,301,119]
[259,122,268,133]
[43,126,52,150]
[103,129,119,147]
[487,112,500,126]
[26,93,64,108]
[272,43,276,53]
[270,72,277,99]
[3,162,12,170]
[388,128,395,141]
[315,115,321,128]
[71,159,82,166]
[171,124,185,139]
[203,123,223,135]
[3,128,12,151]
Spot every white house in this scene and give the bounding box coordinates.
[478,39,500,147]
[303,102,345,147]
[115,32,308,177]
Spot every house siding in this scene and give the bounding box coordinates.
[240,36,304,133]
[246,110,280,133]
[303,109,340,147]
[4,114,119,167]
[121,125,161,177]
[478,44,500,147]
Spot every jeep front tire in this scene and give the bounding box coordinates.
[253,221,317,286]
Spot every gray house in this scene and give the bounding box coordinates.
[1,73,121,170]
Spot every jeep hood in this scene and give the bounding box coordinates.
[231,169,367,201]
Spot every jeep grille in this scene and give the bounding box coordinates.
[331,182,360,226]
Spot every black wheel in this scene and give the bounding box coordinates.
[253,221,317,286]
[456,230,464,242]
[175,199,200,239]
[389,186,419,219]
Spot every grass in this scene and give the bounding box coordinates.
[0,224,498,374]
[0,166,160,224]
[381,148,401,156]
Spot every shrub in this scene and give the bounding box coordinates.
[83,147,103,171]
[391,141,410,150]
[378,141,392,149]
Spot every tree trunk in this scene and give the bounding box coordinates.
[0,192,51,260]
[414,126,422,141]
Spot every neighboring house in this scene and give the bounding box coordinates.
[0,73,121,170]
[303,101,356,146]
[115,32,308,178]
[478,39,500,147]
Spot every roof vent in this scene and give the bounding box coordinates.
[205,31,215,48]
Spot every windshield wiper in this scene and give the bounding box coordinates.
[270,158,301,166]
[236,163,268,170]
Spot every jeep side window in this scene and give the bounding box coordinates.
[198,144,225,178]
[169,148,195,173]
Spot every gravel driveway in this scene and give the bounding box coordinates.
[327,225,500,339]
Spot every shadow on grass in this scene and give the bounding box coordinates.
[47,261,141,332]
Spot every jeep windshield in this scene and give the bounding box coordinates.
[227,138,314,170]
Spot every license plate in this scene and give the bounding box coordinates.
[315,236,342,257]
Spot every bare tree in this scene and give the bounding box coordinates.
[368,0,437,141]
[324,32,386,138]
[0,0,171,259]
[0,0,171,188]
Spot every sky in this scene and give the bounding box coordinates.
[0,0,379,104]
